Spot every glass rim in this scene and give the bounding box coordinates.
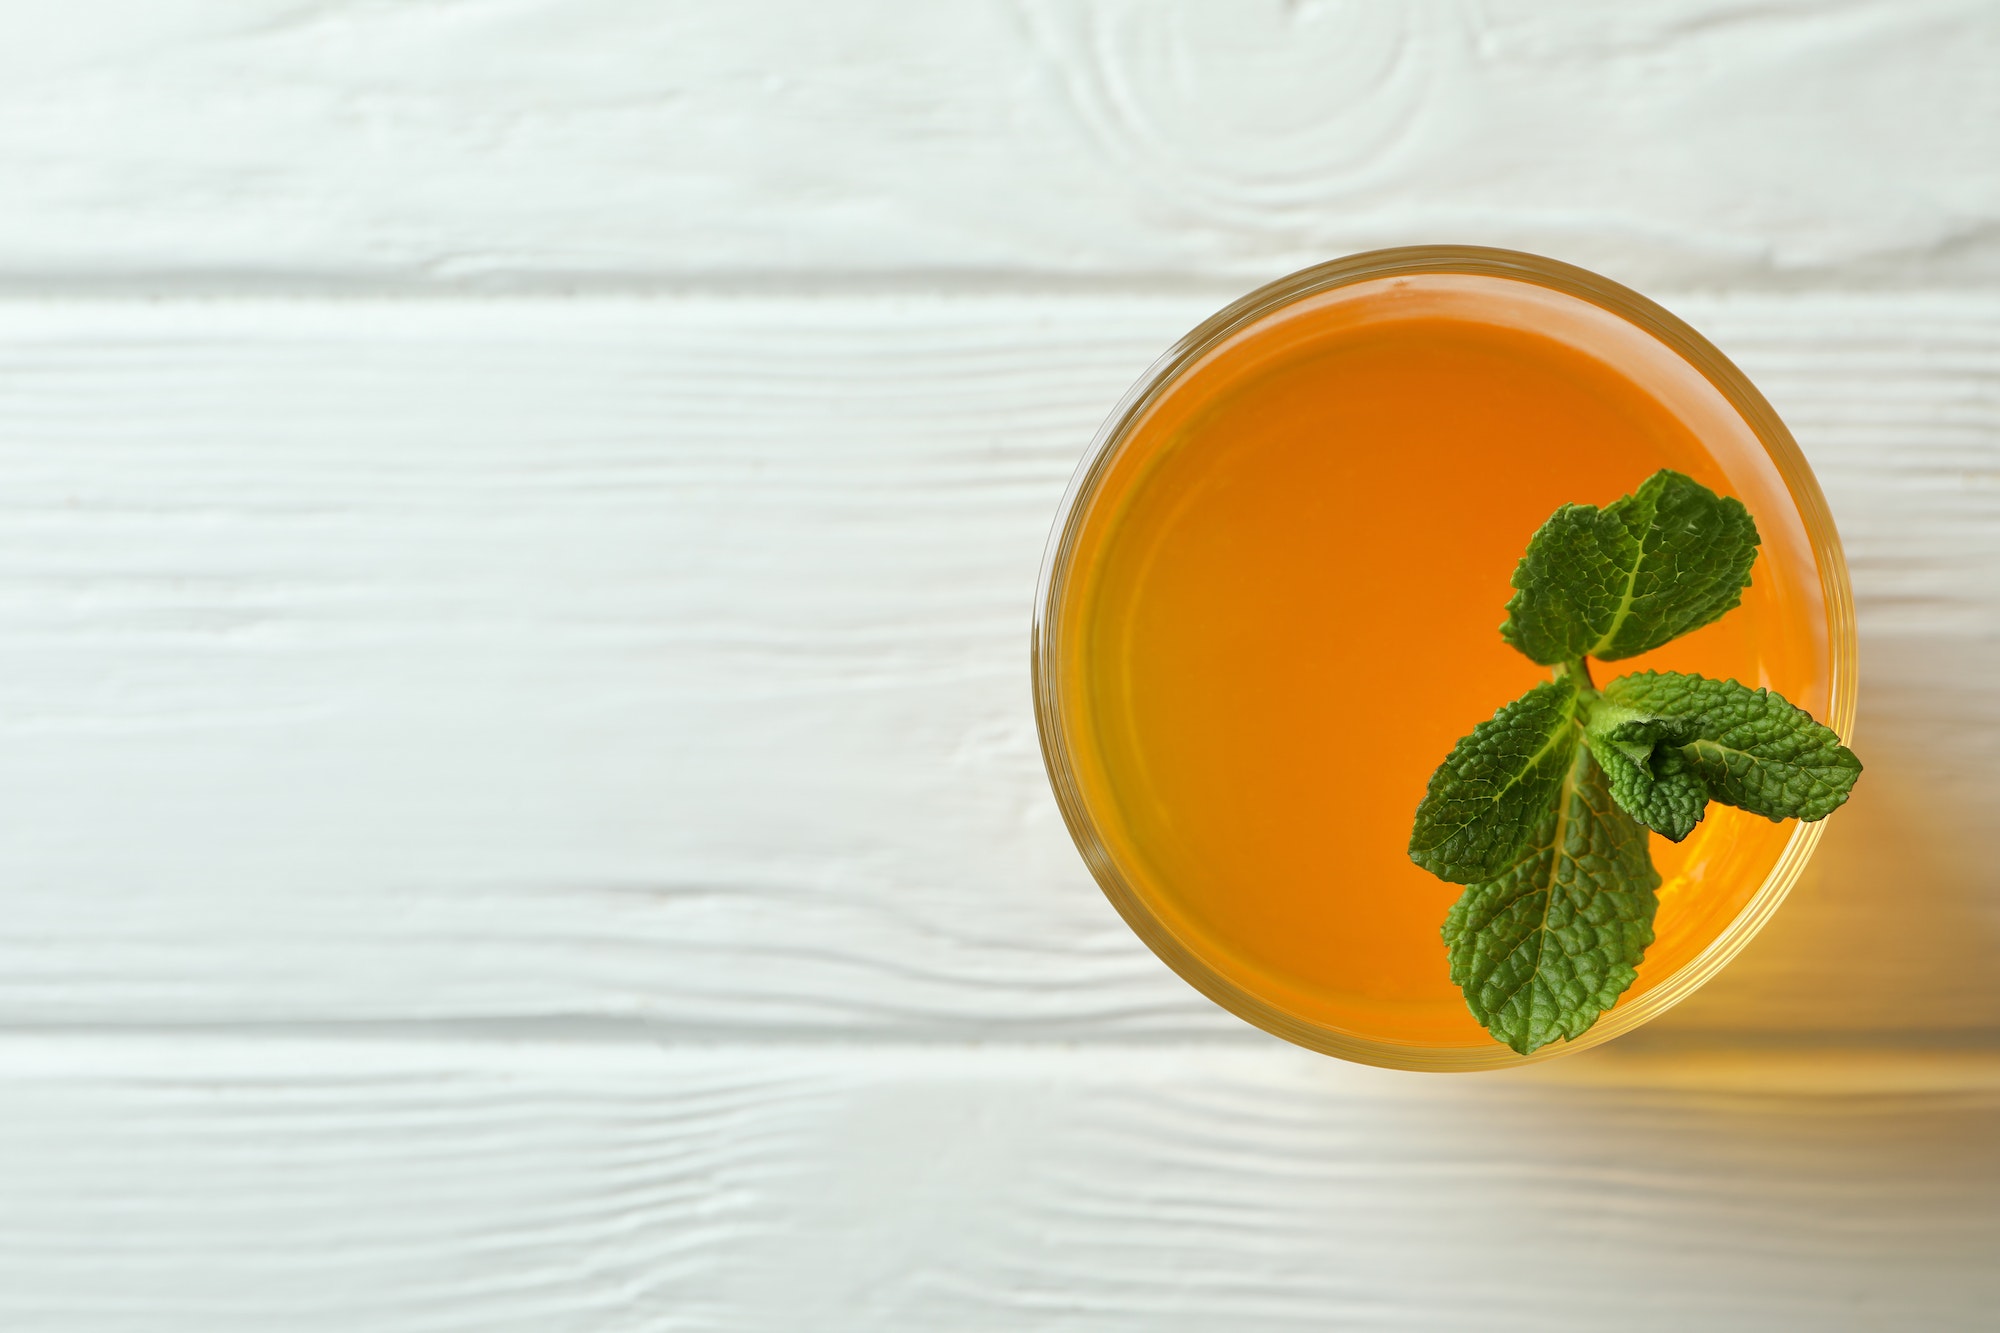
[1030,245,1859,1072]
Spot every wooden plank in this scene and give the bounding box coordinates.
[0,2,1995,289]
[0,294,1992,1043]
[0,296,1223,1036]
[0,1036,1995,1330]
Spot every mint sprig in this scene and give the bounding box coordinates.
[1409,470,1862,1055]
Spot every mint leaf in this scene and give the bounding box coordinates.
[1599,672,1862,822]
[1443,743,1660,1055]
[1582,704,1711,842]
[1500,470,1759,665]
[1409,675,1581,886]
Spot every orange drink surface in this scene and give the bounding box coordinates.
[1040,257,1843,1064]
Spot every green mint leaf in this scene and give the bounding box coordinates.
[1442,744,1661,1055]
[1598,671,1862,823]
[1582,703,1711,842]
[1500,470,1760,665]
[1408,675,1581,886]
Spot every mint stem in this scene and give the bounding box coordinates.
[1560,658,1597,694]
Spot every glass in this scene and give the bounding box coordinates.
[1032,247,1857,1071]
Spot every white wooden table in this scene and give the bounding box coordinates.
[4,4,1999,1328]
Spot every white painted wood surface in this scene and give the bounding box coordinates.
[0,1,1996,291]
[2,3,1998,1328]
[3,1039,1999,1331]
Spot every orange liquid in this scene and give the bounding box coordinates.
[1055,274,1831,1052]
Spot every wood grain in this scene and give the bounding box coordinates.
[0,296,1218,1035]
[5,4,1997,1324]
[0,1036,1994,1331]
[0,293,1991,1047]
[0,2,1994,291]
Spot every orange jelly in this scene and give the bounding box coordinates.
[1038,254,1846,1066]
